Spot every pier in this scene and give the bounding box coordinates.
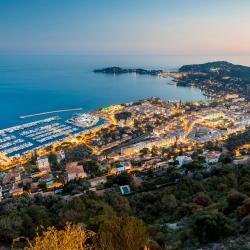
[19,108,83,119]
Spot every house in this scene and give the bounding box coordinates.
[22,177,32,185]
[205,151,221,164]
[66,162,87,182]
[56,150,65,162]
[2,174,12,185]
[10,184,23,197]
[1,172,21,185]
[176,155,193,167]
[31,182,39,193]
[13,172,21,183]
[113,160,132,174]
[130,174,142,188]
[227,124,245,134]
[88,176,107,188]
[37,156,51,172]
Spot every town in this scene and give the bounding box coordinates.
[0,93,249,200]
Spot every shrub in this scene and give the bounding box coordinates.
[189,209,235,243]
[238,198,250,217]
[13,223,95,250]
[97,216,148,250]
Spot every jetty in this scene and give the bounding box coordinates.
[19,108,83,119]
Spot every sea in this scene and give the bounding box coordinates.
[0,54,250,130]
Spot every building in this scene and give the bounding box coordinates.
[176,155,193,167]
[205,151,221,164]
[121,136,176,155]
[65,162,87,182]
[37,156,50,170]
[88,176,107,188]
[113,161,132,174]
[10,184,23,197]
[56,150,65,162]
[227,124,245,134]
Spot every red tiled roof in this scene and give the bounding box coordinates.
[66,162,85,174]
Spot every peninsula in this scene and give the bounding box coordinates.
[94,66,163,75]
[175,61,250,100]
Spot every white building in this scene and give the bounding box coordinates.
[88,176,107,188]
[205,151,221,164]
[56,150,65,162]
[37,156,50,170]
[176,156,193,167]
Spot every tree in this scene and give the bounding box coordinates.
[59,197,86,224]
[238,198,250,217]
[151,146,158,157]
[82,160,99,175]
[140,148,150,156]
[65,145,90,162]
[189,210,235,243]
[219,154,232,164]
[13,223,95,250]
[239,181,250,196]
[193,192,211,207]
[48,153,62,170]
[97,216,148,250]
[240,215,250,233]
[0,214,23,241]
[225,191,246,214]
[161,194,178,212]
[104,192,131,216]
[111,173,131,186]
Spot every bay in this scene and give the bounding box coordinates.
[0,54,249,129]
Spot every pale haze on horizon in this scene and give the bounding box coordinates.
[0,0,250,55]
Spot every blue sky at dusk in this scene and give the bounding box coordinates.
[0,0,250,55]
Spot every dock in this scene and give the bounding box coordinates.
[19,108,83,119]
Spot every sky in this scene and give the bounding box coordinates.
[0,0,250,55]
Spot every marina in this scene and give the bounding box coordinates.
[0,113,105,159]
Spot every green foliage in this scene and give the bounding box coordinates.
[219,154,233,164]
[108,172,131,186]
[64,145,90,162]
[192,192,211,207]
[240,215,250,233]
[0,161,250,248]
[189,209,236,243]
[0,195,63,242]
[81,160,99,174]
[140,147,150,156]
[225,191,246,214]
[48,153,63,171]
[97,216,148,250]
[238,198,250,217]
[59,193,116,230]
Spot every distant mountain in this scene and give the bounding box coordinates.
[94,67,163,75]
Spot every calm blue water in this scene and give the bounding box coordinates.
[0,55,249,130]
